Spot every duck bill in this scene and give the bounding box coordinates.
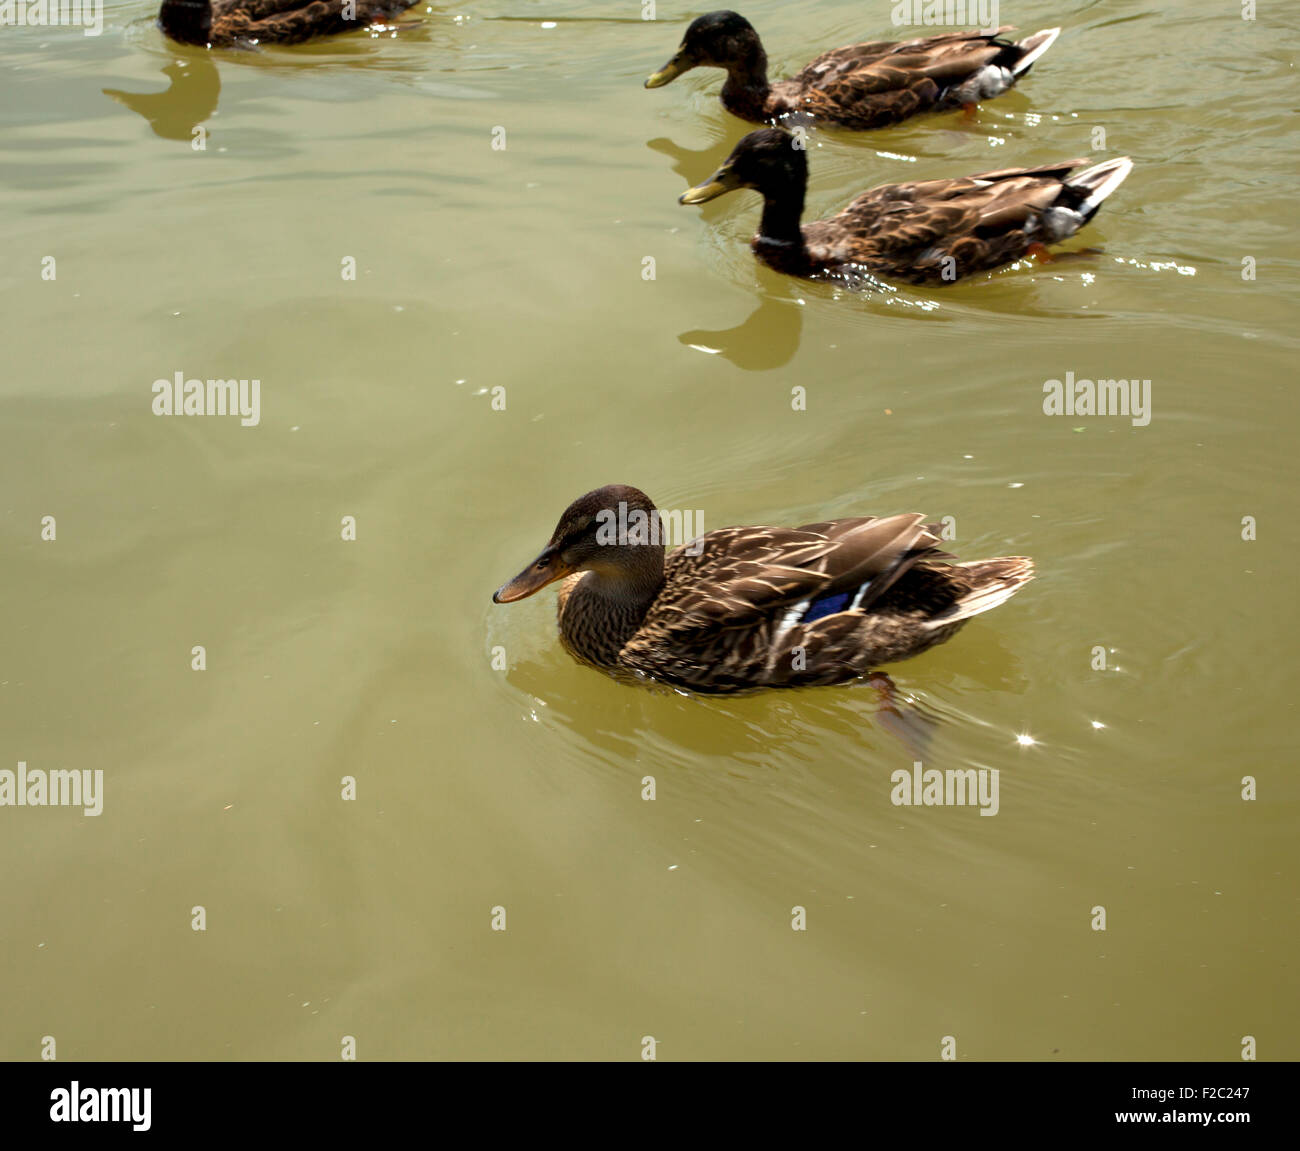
[679,165,742,205]
[492,549,572,604]
[645,51,691,88]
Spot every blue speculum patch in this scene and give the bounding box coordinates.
[800,590,853,623]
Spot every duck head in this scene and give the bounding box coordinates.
[680,126,807,205]
[645,10,766,88]
[158,0,213,46]
[493,485,665,604]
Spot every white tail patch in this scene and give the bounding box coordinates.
[1012,27,1061,75]
[1070,156,1134,218]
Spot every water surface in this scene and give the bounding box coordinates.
[1,0,1296,1060]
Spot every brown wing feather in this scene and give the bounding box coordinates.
[615,514,1029,691]
[801,159,1096,283]
[793,27,1015,83]
[208,0,413,45]
[624,514,946,648]
[773,28,1020,128]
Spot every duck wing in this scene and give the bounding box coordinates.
[803,157,1136,280]
[781,28,1019,126]
[200,0,414,45]
[626,513,951,647]
[795,27,1014,85]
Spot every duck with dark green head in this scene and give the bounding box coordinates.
[493,484,1034,694]
[679,127,1134,285]
[646,11,1060,129]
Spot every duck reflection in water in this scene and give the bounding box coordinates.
[103,54,220,142]
[679,291,803,370]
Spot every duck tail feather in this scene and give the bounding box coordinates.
[927,557,1035,625]
[1069,156,1135,219]
[1012,27,1061,75]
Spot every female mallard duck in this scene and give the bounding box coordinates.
[492,485,1033,694]
[646,11,1060,128]
[159,0,415,47]
[679,127,1134,285]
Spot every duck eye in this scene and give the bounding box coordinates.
[536,555,551,569]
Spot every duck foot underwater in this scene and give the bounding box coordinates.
[865,672,940,761]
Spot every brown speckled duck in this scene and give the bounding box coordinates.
[492,485,1034,694]
[159,0,415,47]
[680,127,1134,285]
[646,11,1060,129]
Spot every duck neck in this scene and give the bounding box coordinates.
[719,50,771,121]
[559,553,665,668]
[752,181,809,272]
[758,183,805,244]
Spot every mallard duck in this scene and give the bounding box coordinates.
[645,11,1060,128]
[679,127,1133,285]
[158,0,415,47]
[492,485,1033,694]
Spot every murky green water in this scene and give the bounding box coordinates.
[1,1,1296,1060]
